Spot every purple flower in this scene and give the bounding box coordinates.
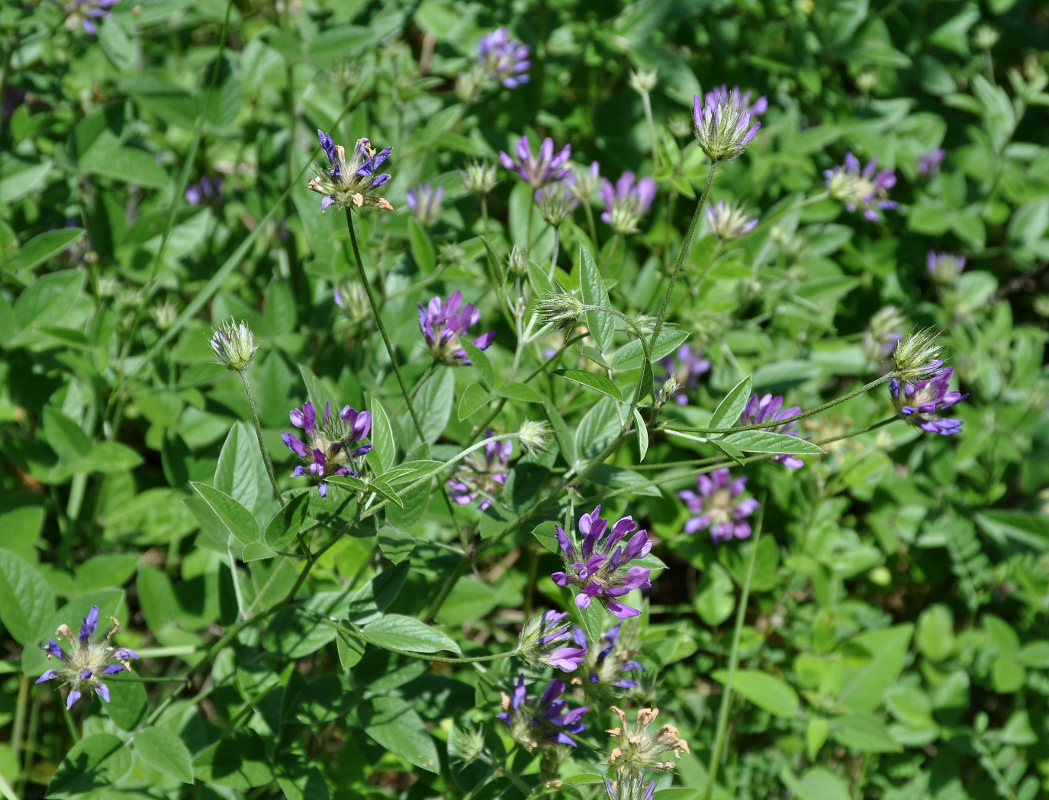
[678,469,759,544]
[571,622,643,690]
[65,0,120,35]
[824,151,897,222]
[520,611,588,673]
[605,778,656,800]
[499,135,572,188]
[739,393,806,469]
[890,365,967,435]
[706,199,759,239]
[600,171,656,234]
[282,400,372,498]
[307,129,393,213]
[692,85,764,161]
[405,182,444,226]
[551,506,654,619]
[927,250,966,284]
[185,175,223,206]
[418,290,496,365]
[477,27,530,89]
[446,428,512,511]
[497,675,588,750]
[659,344,711,405]
[36,606,138,709]
[917,148,946,177]
[535,177,579,226]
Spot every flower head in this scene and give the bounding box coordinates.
[692,85,764,162]
[551,506,654,619]
[658,344,710,406]
[628,67,658,95]
[459,160,498,195]
[917,148,946,177]
[605,777,656,800]
[571,622,643,691]
[65,0,119,35]
[519,611,588,673]
[308,129,393,213]
[706,199,759,240]
[535,289,585,331]
[499,135,572,188]
[36,606,138,709]
[210,318,258,372]
[927,251,966,284]
[600,172,657,235]
[405,182,444,226]
[891,328,945,383]
[418,290,496,365]
[282,400,372,498]
[477,27,531,89]
[185,175,222,206]
[518,420,554,455]
[535,178,579,226]
[333,281,370,325]
[824,152,897,222]
[739,393,805,469]
[497,675,588,750]
[862,306,905,363]
[607,705,690,776]
[677,468,759,543]
[890,366,967,435]
[571,161,602,201]
[446,429,512,510]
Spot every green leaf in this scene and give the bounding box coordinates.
[494,382,545,404]
[214,422,269,517]
[13,271,84,336]
[0,159,52,203]
[574,396,622,462]
[275,754,331,800]
[0,549,53,646]
[460,341,495,388]
[385,478,430,528]
[838,624,913,713]
[711,669,799,719]
[457,382,491,420]
[135,727,194,783]
[694,563,735,626]
[579,245,614,353]
[14,228,85,273]
[609,328,691,371]
[75,441,144,474]
[360,695,440,773]
[416,367,455,443]
[41,407,91,463]
[264,492,311,549]
[806,718,828,760]
[190,482,260,545]
[829,714,903,753]
[369,397,395,473]
[975,510,1049,549]
[193,730,273,789]
[793,768,850,800]
[554,369,621,400]
[106,679,148,731]
[48,734,132,798]
[709,375,752,431]
[722,430,824,455]
[916,604,954,662]
[633,408,649,462]
[81,146,168,187]
[363,614,462,655]
[378,460,442,486]
[408,217,435,273]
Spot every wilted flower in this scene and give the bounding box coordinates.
[706,199,759,240]
[185,175,223,205]
[605,777,656,800]
[607,706,690,774]
[692,85,764,161]
[500,135,572,188]
[446,429,512,510]
[677,468,759,543]
[601,172,656,235]
[210,318,258,372]
[890,366,967,435]
[405,182,444,226]
[571,622,643,690]
[862,306,905,363]
[739,393,805,469]
[460,160,498,195]
[308,129,393,213]
[536,179,579,226]
[37,606,138,709]
[64,0,119,34]
[519,611,588,673]
[282,400,372,498]
[551,505,654,619]
[477,27,531,89]
[927,251,966,284]
[418,290,496,365]
[658,345,710,405]
[917,148,945,177]
[824,152,897,222]
[497,675,588,750]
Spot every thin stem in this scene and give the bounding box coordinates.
[11,675,26,766]
[226,542,246,620]
[547,225,561,281]
[240,370,283,500]
[703,512,764,800]
[651,161,719,349]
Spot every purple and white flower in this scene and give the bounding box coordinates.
[405,182,444,226]
[519,611,588,673]
[692,85,764,161]
[571,622,643,690]
[600,171,656,235]
[497,675,588,749]
[418,290,496,365]
[824,152,897,222]
[551,506,654,619]
[706,199,759,240]
[446,428,512,511]
[477,27,530,89]
[36,606,138,709]
[308,129,393,213]
[890,365,967,435]
[499,135,572,188]
[678,468,759,544]
[927,251,966,284]
[282,400,372,498]
[739,393,806,469]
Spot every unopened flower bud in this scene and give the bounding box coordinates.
[973,23,999,51]
[210,318,258,372]
[460,159,498,195]
[892,328,945,383]
[518,420,553,456]
[508,244,528,276]
[628,67,657,95]
[150,300,178,331]
[519,610,587,672]
[535,291,585,330]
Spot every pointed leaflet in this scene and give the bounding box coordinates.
[579,245,615,353]
[709,375,753,431]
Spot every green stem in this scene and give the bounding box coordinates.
[240,370,283,500]
[703,513,764,800]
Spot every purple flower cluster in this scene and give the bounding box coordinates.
[706,199,759,240]
[600,171,657,234]
[498,675,587,750]
[185,175,222,206]
[65,0,119,35]
[739,393,805,469]
[824,152,897,222]
[37,606,138,708]
[282,400,372,498]
[530,611,588,672]
[692,85,765,161]
[659,344,711,405]
[477,28,530,89]
[678,468,759,544]
[552,506,653,618]
[890,366,967,435]
[917,148,945,177]
[927,251,966,284]
[446,429,512,511]
[571,622,643,689]
[418,290,495,365]
[500,135,572,188]
[308,129,393,212]
[405,182,444,226]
